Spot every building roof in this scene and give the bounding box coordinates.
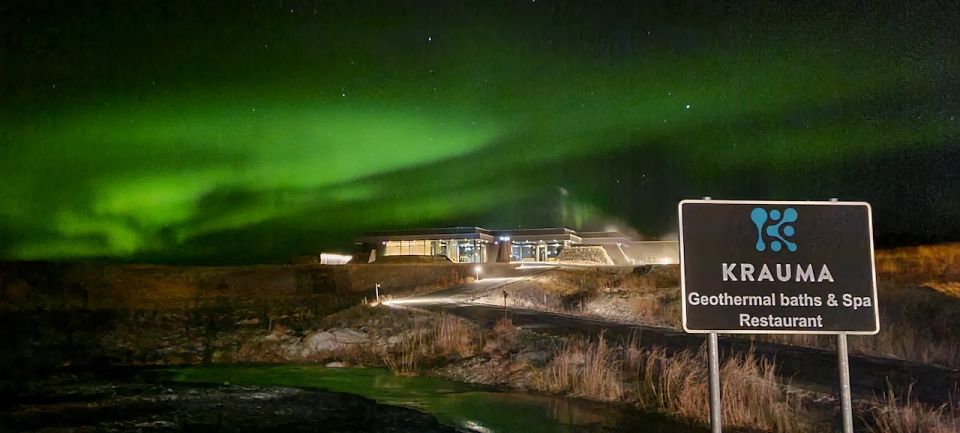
[358,226,635,244]
[493,227,581,243]
[358,227,494,243]
[577,231,633,245]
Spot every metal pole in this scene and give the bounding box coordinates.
[708,332,722,433]
[829,197,855,432]
[375,283,380,303]
[700,195,722,433]
[838,333,854,433]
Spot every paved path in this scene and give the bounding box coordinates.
[389,267,960,406]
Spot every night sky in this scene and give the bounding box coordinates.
[1,1,958,264]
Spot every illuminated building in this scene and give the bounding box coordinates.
[358,227,678,265]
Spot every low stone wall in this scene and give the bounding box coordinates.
[557,246,614,265]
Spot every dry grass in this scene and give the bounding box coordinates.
[925,281,960,298]
[668,282,959,368]
[851,328,960,368]
[381,334,421,375]
[349,305,960,433]
[759,329,960,369]
[623,332,645,372]
[532,260,960,369]
[528,267,682,327]
[764,245,960,368]
[636,347,807,433]
[493,315,517,335]
[637,348,706,419]
[875,243,960,283]
[756,284,960,368]
[433,313,478,357]
[530,269,599,309]
[536,334,806,432]
[535,334,623,401]
[628,289,682,328]
[719,351,803,432]
[534,266,673,295]
[861,386,960,433]
[382,313,481,375]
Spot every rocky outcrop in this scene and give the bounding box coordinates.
[302,329,369,356]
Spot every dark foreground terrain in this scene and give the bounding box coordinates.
[2,251,958,433]
[1,370,464,433]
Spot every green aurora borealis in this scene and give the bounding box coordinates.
[1,1,958,263]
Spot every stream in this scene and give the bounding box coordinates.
[170,365,704,433]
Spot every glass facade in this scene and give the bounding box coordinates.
[382,239,487,263]
[365,227,673,265]
[383,240,431,256]
[510,241,566,262]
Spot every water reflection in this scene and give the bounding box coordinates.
[170,365,702,433]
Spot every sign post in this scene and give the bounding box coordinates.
[678,199,878,433]
[707,331,721,433]
[838,332,853,433]
[701,197,722,433]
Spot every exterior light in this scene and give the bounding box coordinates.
[474,265,482,281]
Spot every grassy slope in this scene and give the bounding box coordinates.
[515,243,960,369]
